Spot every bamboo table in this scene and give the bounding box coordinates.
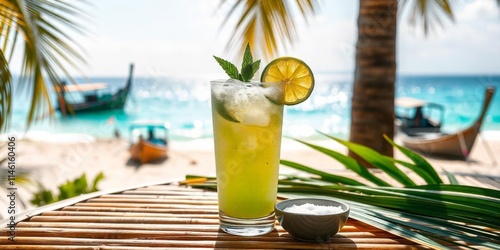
[1,181,424,249]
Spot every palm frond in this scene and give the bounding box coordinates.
[276,134,500,248]
[443,170,459,184]
[290,138,391,186]
[0,51,11,130]
[277,184,500,248]
[324,134,417,187]
[0,165,34,212]
[0,167,33,189]
[0,0,88,131]
[219,0,320,61]
[384,135,443,184]
[182,133,500,248]
[280,159,366,186]
[400,0,454,35]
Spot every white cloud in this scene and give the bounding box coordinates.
[8,0,499,77]
[71,0,230,78]
[397,0,500,74]
[457,0,499,21]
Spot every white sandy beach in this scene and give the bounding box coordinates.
[2,132,499,217]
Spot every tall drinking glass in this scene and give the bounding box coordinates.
[210,80,284,236]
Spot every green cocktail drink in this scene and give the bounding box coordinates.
[211,80,284,236]
[211,43,314,236]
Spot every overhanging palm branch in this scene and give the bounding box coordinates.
[0,51,11,130]
[220,0,455,60]
[0,0,87,131]
[218,0,320,61]
[400,0,454,34]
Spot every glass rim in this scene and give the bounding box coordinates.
[210,79,283,85]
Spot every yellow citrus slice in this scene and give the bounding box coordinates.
[260,57,314,105]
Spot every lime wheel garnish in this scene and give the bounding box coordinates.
[261,57,314,105]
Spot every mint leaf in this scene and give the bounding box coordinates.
[241,64,253,82]
[213,56,239,79]
[251,60,261,76]
[242,43,253,72]
[213,43,260,82]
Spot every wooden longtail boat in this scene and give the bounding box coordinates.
[57,64,134,113]
[129,121,169,164]
[399,87,495,159]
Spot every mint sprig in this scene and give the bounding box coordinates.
[214,43,260,82]
[213,56,239,79]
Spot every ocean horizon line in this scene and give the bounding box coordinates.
[9,72,500,80]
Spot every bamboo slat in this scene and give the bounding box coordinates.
[61,206,218,214]
[1,183,424,249]
[40,211,220,218]
[85,197,218,205]
[71,202,218,209]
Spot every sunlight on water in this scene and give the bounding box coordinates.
[9,73,500,141]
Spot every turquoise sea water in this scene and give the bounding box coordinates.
[9,73,500,140]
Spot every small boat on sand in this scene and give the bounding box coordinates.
[56,64,134,113]
[396,87,495,159]
[129,121,169,164]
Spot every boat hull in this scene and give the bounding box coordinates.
[63,89,129,112]
[401,125,480,159]
[57,64,133,113]
[400,87,495,160]
[129,139,168,164]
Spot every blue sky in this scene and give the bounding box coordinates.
[15,0,500,78]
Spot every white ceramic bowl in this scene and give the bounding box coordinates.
[275,198,350,242]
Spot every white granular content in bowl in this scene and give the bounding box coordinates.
[284,203,344,215]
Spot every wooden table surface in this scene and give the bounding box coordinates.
[1,181,427,249]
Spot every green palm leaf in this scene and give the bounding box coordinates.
[292,138,391,186]
[374,186,500,211]
[277,184,500,248]
[0,0,87,131]
[323,133,417,187]
[0,165,34,215]
[183,176,500,248]
[400,0,454,35]
[443,170,459,184]
[280,159,365,186]
[0,52,11,130]
[184,132,500,248]
[414,184,500,197]
[219,0,320,60]
[384,134,443,184]
[275,135,500,248]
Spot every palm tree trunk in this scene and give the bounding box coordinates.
[349,0,397,158]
